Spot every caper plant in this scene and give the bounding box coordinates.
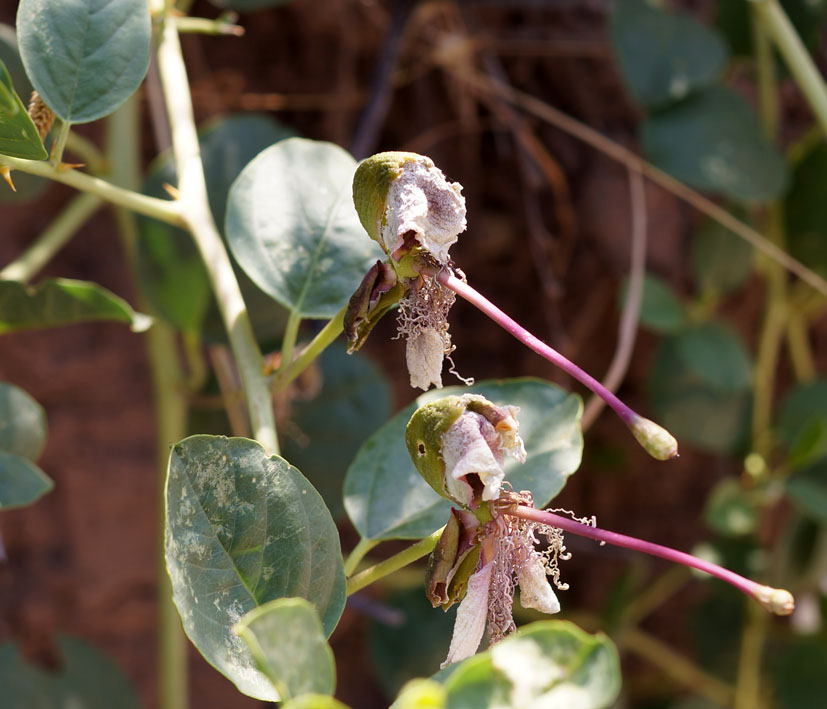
[2,1,825,708]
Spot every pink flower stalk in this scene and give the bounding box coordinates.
[507,503,794,616]
[433,268,678,462]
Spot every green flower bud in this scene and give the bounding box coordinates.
[629,415,679,461]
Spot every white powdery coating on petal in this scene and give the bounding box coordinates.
[381,159,466,263]
[442,411,505,502]
[406,327,444,390]
[517,554,560,614]
[442,562,493,667]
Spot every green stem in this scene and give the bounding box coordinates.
[344,538,380,577]
[786,313,816,382]
[106,95,189,709]
[0,154,182,226]
[174,15,244,36]
[50,119,70,165]
[346,528,444,595]
[280,311,302,371]
[273,306,346,392]
[754,0,827,138]
[0,192,102,281]
[154,11,279,454]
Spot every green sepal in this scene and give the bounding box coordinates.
[443,543,481,611]
[425,508,480,608]
[352,151,422,244]
[405,396,467,502]
[344,260,408,352]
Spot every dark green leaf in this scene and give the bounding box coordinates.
[691,218,753,295]
[225,138,385,319]
[344,378,583,542]
[620,272,686,333]
[610,0,728,108]
[785,144,827,274]
[0,59,47,159]
[718,0,827,56]
[675,322,752,393]
[785,473,827,524]
[16,0,151,123]
[772,636,827,709]
[234,597,336,701]
[166,435,346,701]
[0,635,140,708]
[0,278,151,333]
[648,334,751,453]
[137,113,294,336]
[282,344,391,517]
[642,86,787,202]
[0,380,46,460]
[778,379,827,467]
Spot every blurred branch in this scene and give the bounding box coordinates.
[582,168,646,430]
[444,68,827,298]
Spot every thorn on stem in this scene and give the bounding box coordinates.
[1,166,16,192]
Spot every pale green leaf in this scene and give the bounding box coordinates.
[234,597,335,700]
[225,138,385,318]
[166,435,346,701]
[0,59,47,159]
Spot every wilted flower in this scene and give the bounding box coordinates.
[349,151,468,390]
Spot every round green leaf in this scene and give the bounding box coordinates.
[138,114,294,336]
[610,0,728,107]
[620,272,686,333]
[0,635,139,708]
[674,322,752,393]
[0,278,151,333]
[0,450,53,510]
[234,598,336,701]
[0,381,46,460]
[344,378,583,542]
[16,0,151,124]
[691,218,753,295]
[642,86,788,202]
[282,344,391,517]
[165,435,346,702]
[225,138,385,319]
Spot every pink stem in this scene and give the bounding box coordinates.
[437,270,636,425]
[510,505,758,598]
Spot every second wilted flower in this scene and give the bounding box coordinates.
[406,394,576,666]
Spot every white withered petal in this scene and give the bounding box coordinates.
[406,327,445,391]
[517,552,560,615]
[381,158,466,263]
[442,411,506,503]
[441,561,493,667]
